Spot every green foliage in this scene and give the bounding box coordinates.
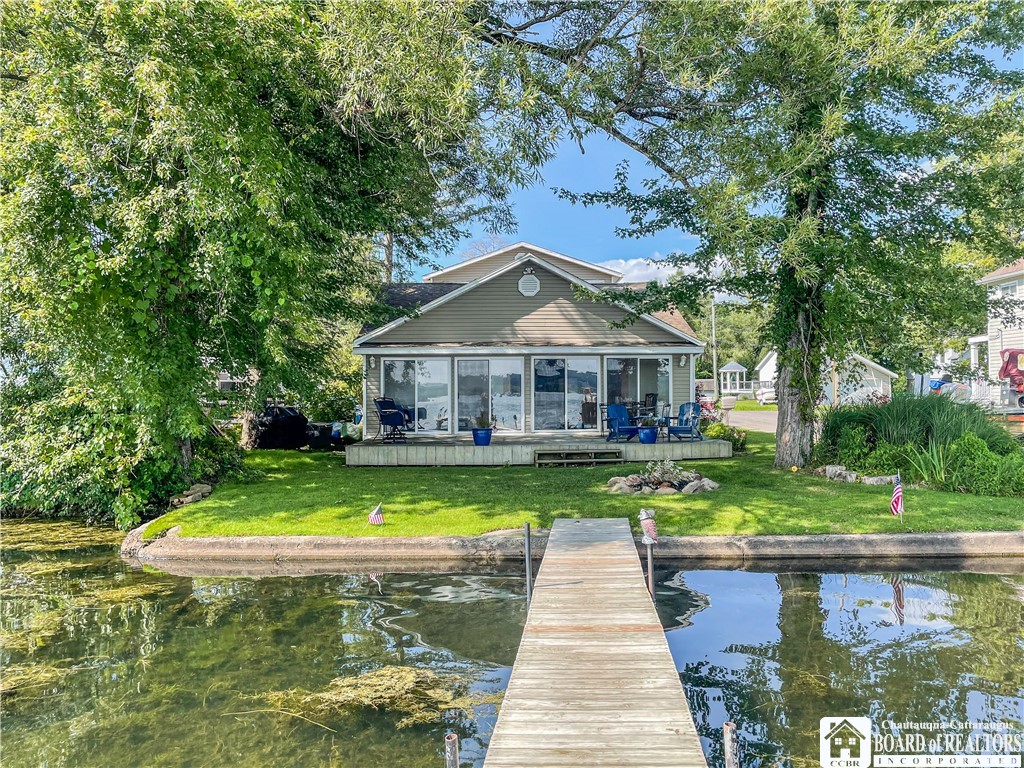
[1,1,547,523]
[836,426,871,470]
[703,422,748,451]
[300,381,360,424]
[946,433,1024,497]
[483,1,1024,466]
[817,395,1024,496]
[858,441,918,478]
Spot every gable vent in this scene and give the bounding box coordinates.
[518,268,540,297]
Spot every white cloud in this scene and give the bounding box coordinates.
[598,255,678,284]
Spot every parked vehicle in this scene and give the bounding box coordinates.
[998,349,1024,408]
[755,385,776,405]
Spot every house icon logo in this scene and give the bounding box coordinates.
[820,717,872,768]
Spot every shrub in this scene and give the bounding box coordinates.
[947,432,1024,497]
[836,426,871,469]
[703,423,747,451]
[857,441,917,477]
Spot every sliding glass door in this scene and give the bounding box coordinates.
[381,359,450,433]
[532,357,599,430]
[605,357,671,413]
[456,359,523,432]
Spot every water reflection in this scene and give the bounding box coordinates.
[655,567,1024,768]
[1,522,526,768]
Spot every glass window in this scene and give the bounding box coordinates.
[567,358,599,429]
[606,357,671,415]
[533,358,566,430]
[457,359,523,431]
[381,359,450,433]
[490,359,523,432]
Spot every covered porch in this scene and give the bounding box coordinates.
[345,431,732,467]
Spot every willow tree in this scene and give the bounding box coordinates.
[481,0,1024,466]
[0,0,547,525]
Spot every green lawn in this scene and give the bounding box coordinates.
[144,432,1021,539]
[732,400,777,411]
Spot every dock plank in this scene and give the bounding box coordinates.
[483,518,707,768]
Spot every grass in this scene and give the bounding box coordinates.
[144,432,1022,539]
[732,400,777,411]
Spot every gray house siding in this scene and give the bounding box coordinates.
[424,248,617,285]
[370,262,682,347]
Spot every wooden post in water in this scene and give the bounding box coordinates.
[524,522,533,605]
[723,721,740,768]
[444,732,459,768]
[646,542,654,598]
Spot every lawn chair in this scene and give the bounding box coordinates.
[605,403,640,442]
[637,392,658,418]
[665,402,703,442]
[373,397,407,443]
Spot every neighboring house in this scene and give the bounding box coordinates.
[353,242,705,437]
[755,350,897,405]
[964,259,1024,406]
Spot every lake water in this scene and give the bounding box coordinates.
[2,522,1021,767]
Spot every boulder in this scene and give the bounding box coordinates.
[861,474,898,486]
[655,487,679,495]
[607,476,626,487]
[811,466,827,477]
[831,470,859,483]
[680,480,702,494]
[190,483,213,496]
[625,474,645,486]
[609,483,634,494]
[700,478,721,491]
[824,465,848,480]
[639,486,655,494]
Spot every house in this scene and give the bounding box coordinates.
[353,242,706,439]
[964,259,1024,407]
[825,719,866,760]
[755,350,897,405]
[718,361,751,395]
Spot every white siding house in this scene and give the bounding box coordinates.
[755,350,897,405]
[966,259,1024,407]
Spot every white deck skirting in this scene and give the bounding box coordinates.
[345,435,732,466]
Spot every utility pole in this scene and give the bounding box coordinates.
[710,293,719,401]
[382,233,394,283]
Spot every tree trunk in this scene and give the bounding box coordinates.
[773,271,823,469]
[178,436,194,485]
[240,410,261,450]
[775,354,816,468]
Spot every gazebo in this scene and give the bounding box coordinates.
[719,361,748,394]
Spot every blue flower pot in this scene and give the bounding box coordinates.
[638,426,659,444]
[472,428,493,446]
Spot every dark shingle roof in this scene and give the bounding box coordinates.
[360,282,462,334]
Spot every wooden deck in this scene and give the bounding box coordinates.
[483,518,708,768]
[345,434,731,466]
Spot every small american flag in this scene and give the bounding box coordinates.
[368,503,385,525]
[890,472,904,520]
[890,575,905,626]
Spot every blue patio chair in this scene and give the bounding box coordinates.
[666,402,703,442]
[373,397,407,443]
[605,403,640,442]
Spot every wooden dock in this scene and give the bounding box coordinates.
[483,518,708,768]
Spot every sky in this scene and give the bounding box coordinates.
[424,133,700,283]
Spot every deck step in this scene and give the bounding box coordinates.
[534,448,624,467]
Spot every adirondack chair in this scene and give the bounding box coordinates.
[373,397,407,443]
[666,402,703,442]
[605,403,640,442]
